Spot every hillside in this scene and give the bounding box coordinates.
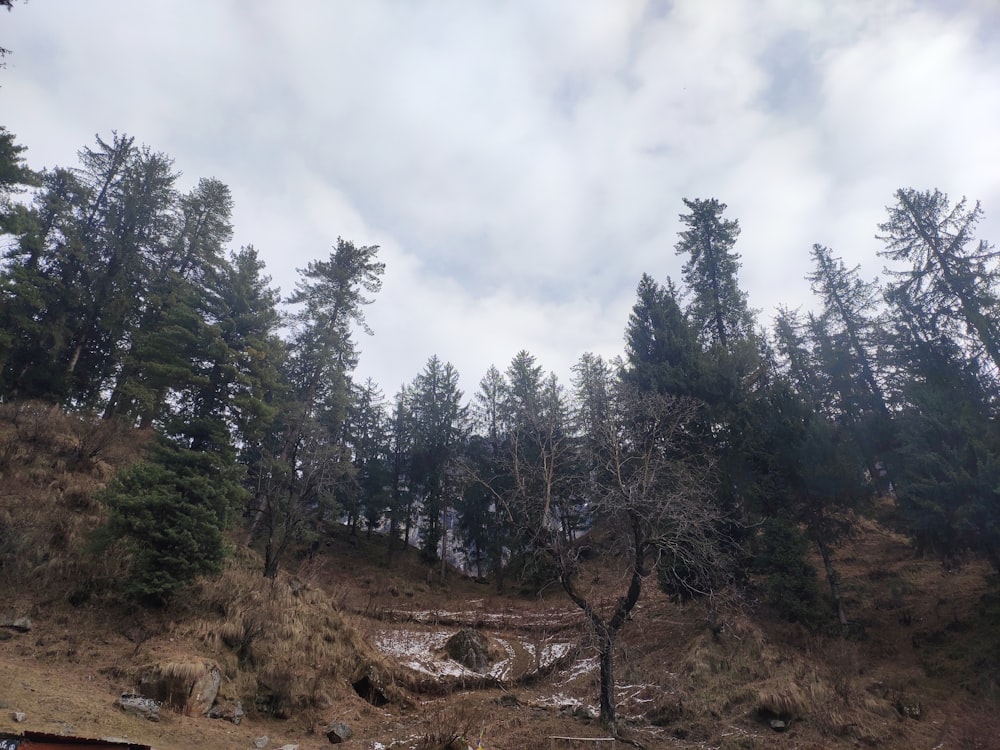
[1,404,999,750]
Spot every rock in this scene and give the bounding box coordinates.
[573,704,598,720]
[278,745,300,750]
[116,693,161,722]
[138,659,222,716]
[769,718,787,731]
[207,698,245,725]
[11,711,26,722]
[897,694,923,720]
[1,616,31,633]
[253,737,269,749]
[325,722,354,744]
[444,628,492,672]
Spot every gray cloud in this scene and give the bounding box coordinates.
[4,0,999,395]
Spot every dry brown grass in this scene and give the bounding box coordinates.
[0,402,401,727]
[0,401,149,597]
[180,546,403,720]
[3,404,999,749]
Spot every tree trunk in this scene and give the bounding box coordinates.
[264,533,278,579]
[440,505,448,581]
[597,628,617,728]
[817,538,849,630]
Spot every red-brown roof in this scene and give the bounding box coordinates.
[0,732,150,750]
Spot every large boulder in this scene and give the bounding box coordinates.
[444,628,492,672]
[138,660,222,717]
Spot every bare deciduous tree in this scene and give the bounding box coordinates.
[564,386,734,729]
[471,367,735,731]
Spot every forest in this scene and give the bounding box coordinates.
[1,126,998,662]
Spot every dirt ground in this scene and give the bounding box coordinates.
[2,517,1000,750]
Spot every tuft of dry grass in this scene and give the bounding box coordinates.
[158,660,214,683]
[674,613,902,743]
[0,402,149,598]
[181,548,402,718]
[413,698,499,750]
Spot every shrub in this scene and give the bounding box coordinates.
[753,517,827,628]
[95,438,246,605]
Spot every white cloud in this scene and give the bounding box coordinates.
[4,0,1000,397]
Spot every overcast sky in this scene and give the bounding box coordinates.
[4,0,1000,398]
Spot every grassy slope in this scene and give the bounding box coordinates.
[1,403,998,749]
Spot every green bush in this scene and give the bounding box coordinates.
[753,517,827,629]
[96,438,246,605]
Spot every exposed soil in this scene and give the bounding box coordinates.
[2,407,1000,749]
[3,518,1000,750]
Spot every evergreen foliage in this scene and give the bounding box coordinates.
[97,438,246,605]
[406,355,467,562]
[890,338,1000,569]
[879,188,1000,377]
[6,120,1000,638]
[675,197,754,348]
[753,517,826,628]
[623,274,704,398]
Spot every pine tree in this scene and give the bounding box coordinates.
[0,167,92,398]
[386,387,415,556]
[675,198,754,349]
[103,177,235,427]
[250,238,383,577]
[772,306,825,408]
[407,355,467,564]
[183,245,284,461]
[878,188,1000,377]
[347,377,392,536]
[97,437,247,605]
[806,244,888,414]
[0,126,38,234]
[459,364,511,580]
[65,134,179,406]
[889,320,1000,570]
[623,274,704,398]
[671,199,767,527]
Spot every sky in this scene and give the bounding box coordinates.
[3,0,1000,399]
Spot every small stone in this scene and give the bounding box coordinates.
[897,694,923,720]
[208,699,245,725]
[325,722,353,744]
[497,693,520,707]
[116,693,160,722]
[253,736,269,749]
[12,711,26,722]
[769,718,787,731]
[573,704,598,720]
[278,745,300,750]
[1,617,31,633]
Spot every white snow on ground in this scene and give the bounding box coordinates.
[373,626,574,680]
[541,641,571,663]
[556,655,598,685]
[487,637,516,680]
[374,629,471,677]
